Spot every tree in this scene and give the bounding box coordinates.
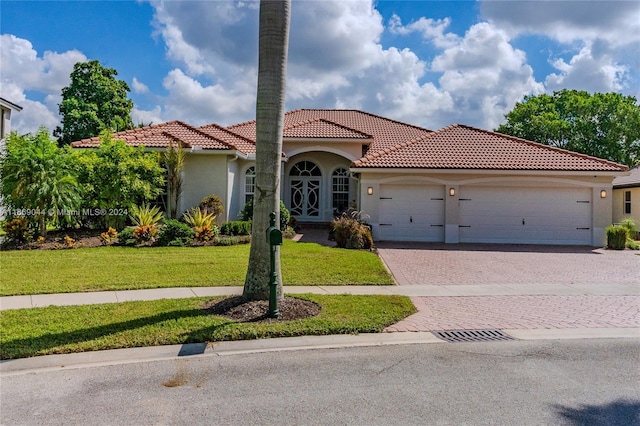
[496,90,640,167]
[164,140,186,219]
[71,132,165,229]
[55,60,134,146]
[243,0,291,300]
[0,129,82,236]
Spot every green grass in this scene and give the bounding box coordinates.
[0,294,416,359]
[0,240,394,296]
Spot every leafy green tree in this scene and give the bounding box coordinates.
[496,90,640,167]
[55,60,134,146]
[0,128,82,236]
[71,132,165,228]
[244,0,291,301]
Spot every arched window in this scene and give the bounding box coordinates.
[289,161,321,176]
[332,168,350,214]
[245,166,255,203]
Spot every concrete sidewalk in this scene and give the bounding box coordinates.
[2,283,638,310]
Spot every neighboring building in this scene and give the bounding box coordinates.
[612,165,640,232]
[0,97,23,142]
[0,97,23,220]
[72,109,628,246]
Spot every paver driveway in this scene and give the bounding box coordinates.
[377,243,640,332]
[376,243,639,286]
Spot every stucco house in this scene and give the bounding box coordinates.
[612,165,640,230]
[72,109,628,246]
[1,97,23,220]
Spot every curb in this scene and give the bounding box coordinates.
[2,329,638,377]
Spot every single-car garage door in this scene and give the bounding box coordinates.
[378,184,445,241]
[459,186,592,245]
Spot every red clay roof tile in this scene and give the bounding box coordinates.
[352,124,627,172]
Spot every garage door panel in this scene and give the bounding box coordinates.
[379,184,444,242]
[459,186,591,245]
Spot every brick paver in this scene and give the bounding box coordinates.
[384,295,640,332]
[377,244,640,286]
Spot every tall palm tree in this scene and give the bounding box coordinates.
[243,0,291,300]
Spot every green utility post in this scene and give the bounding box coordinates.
[266,211,283,318]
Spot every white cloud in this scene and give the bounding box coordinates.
[388,14,460,49]
[132,77,149,94]
[431,23,544,128]
[0,34,86,134]
[545,42,630,93]
[161,69,255,126]
[480,0,639,96]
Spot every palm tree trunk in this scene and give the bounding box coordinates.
[243,0,291,300]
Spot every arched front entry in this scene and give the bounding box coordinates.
[289,160,322,220]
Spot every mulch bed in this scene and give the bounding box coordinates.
[205,296,321,323]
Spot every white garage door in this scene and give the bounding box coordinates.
[459,186,592,245]
[378,184,445,241]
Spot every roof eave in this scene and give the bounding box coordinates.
[349,167,628,176]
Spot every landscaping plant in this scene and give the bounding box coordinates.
[198,194,224,218]
[183,207,219,242]
[332,210,373,250]
[156,219,194,246]
[606,225,628,250]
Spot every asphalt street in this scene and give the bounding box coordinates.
[2,339,639,425]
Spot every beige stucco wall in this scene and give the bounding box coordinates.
[284,140,364,162]
[613,187,640,226]
[358,170,618,246]
[181,153,229,222]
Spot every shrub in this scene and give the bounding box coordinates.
[99,227,118,246]
[116,227,136,246]
[183,207,216,228]
[130,203,163,227]
[157,219,195,246]
[213,235,251,246]
[220,221,252,236]
[619,218,638,240]
[194,224,219,242]
[2,218,32,244]
[240,198,290,230]
[63,235,76,248]
[606,225,627,250]
[133,225,159,245]
[198,194,224,218]
[332,211,373,250]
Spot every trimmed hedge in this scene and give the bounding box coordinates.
[220,221,252,236]
[606,225,627,250]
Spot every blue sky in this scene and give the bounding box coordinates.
[2,1,639,135]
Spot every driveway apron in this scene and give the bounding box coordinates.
[377,243,640,332]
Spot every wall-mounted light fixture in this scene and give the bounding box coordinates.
[449,188,456,196]
[600,190,607,199]
[367,187,373,195]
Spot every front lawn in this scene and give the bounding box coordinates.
[0,240,394,296]
[0,294,416,359]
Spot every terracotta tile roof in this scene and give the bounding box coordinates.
[71,121,234,151]
[198,123,257,154]
[283,118,373,140]
[352,124,628,172]
[226,109,431,154]
[613,165,640,188]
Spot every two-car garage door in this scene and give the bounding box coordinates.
[376,184,592,245]
[459,186,592,245]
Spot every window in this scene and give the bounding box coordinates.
[624,191,631,214]
[245,167,255,203]
[332,168,350,214]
